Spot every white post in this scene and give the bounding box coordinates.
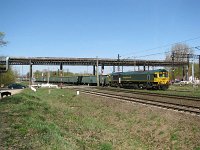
[76,91,79,95]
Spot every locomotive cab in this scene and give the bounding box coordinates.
[153,70,169,90]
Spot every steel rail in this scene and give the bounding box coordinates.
[97,87,200,101]
[79,89,200,116]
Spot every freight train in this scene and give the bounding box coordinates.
[35,69,170,90]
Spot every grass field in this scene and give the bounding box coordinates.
[0,88,200,149]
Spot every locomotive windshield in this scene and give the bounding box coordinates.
[159,72,168,78]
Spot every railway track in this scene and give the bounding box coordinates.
[96,87,200,101]
[77,88,200,116]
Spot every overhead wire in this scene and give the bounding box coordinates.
[121,36,200,59]
[121,45,200,60]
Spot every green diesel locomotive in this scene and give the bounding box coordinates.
[108,69,169,90]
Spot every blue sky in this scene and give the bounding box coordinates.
[1,0,200,73]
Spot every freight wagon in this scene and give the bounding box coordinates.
[35,75,108,86]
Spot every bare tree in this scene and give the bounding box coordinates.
[0,32,8,46]
[172,43,193,61]
[165,43,193,81]
[165,43,193,62]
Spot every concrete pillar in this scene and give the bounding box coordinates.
[186,67,188,81]
[93,65,95,75]
[96,57,99,86]
[113,66,115,72]
[101,64,104,74]
[101,64,104,86]
[143,65,146,71]
[29,60,33,85]
[172,52,175,82]
[187,54,190,80]
[60,63,63,71]
[182,66,185,80]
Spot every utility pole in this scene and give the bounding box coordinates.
[117,54,120,72]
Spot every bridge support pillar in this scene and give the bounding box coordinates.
[187,54,190,81]
[93,65,95,75]
[29,60,33,85]
[182,66,185,80]
[96,57,99,87]
[101,64,104,75]
[60,63,63,71]
[143,65,146,71]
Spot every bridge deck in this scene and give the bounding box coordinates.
[0,57,188,66]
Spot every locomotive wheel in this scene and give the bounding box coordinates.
[160,85,169,90]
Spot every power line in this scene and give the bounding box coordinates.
[121,36,200,58]
[133,51,170,59]
[127,45,200,59]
